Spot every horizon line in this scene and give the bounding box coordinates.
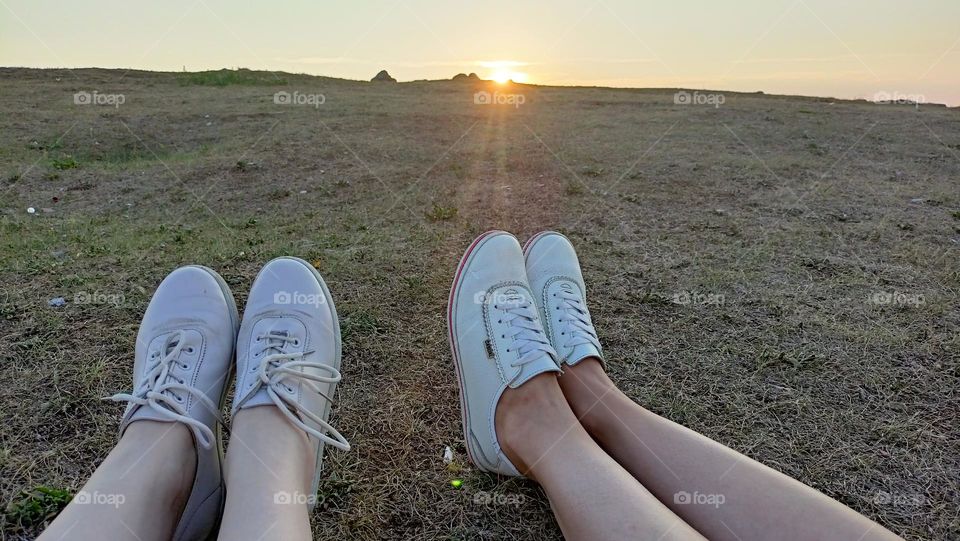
[2,65,955,108]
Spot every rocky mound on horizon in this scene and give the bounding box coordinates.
[371,70,396,82]
[452,72,481,82]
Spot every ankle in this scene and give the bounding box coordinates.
[495,374,579,476]
[557,358,623,435]
[115,421,197,505]
[230,406,316,487]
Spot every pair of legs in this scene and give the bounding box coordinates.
[496,357,900,541]
[41,407,316,541]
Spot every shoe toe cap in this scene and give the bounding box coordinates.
[525,232,582,286]
[251,257,326,300]
[147,266,234,328]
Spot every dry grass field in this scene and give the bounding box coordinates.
[0,67,957,540]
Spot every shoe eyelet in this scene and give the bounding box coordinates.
[186,347,195,354]
[293,339,300,346]
[181,363,189,369]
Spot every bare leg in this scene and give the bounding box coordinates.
[496,373,706,541]
[39,421,196,541]
[217,407,315,541]
[558,358,902,541]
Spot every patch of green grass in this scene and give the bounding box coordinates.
[805,141,826,156]
[79,143,209,169]
[425,203,457,222]
[50,156,79,170]
[564,181,585,196]
[341,311,381,342]
[177,68,287,87]
[313,477,355,512]
[951,210,960,220]
[4,486,73,533]
[27,139,62,152]
[234,160,264,172]
[755,349,822,372]
[267,188,291,200]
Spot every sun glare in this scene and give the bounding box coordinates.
[481,60,530,84]
[490,70,529,84]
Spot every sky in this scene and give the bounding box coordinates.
[2,0,958,105]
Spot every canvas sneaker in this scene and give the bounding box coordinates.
[232,257,349,509]
[523,231,603,367]
[448,231,561,476]
[108,265,239,541]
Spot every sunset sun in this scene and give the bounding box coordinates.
[481,60,530,84]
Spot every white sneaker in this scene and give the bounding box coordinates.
[108,265,239,541]
[232,257,350,508]
[523,231,603,367]
[448,231,561,476]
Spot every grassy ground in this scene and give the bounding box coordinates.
[0,67,957,540]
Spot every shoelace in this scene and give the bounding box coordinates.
[247,331,351,451]
[106,330,221,449]
[496,297,558,369]
[556,288,602,350]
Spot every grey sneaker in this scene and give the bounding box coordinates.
[448,231,561,476]
[108,265,239,541]
[523,231,603,367]
[232,257,350,509]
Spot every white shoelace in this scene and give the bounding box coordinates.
[555,288,602,350]
[495,297,558,369]
[248,331,351,451]
[106,330,221,449]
